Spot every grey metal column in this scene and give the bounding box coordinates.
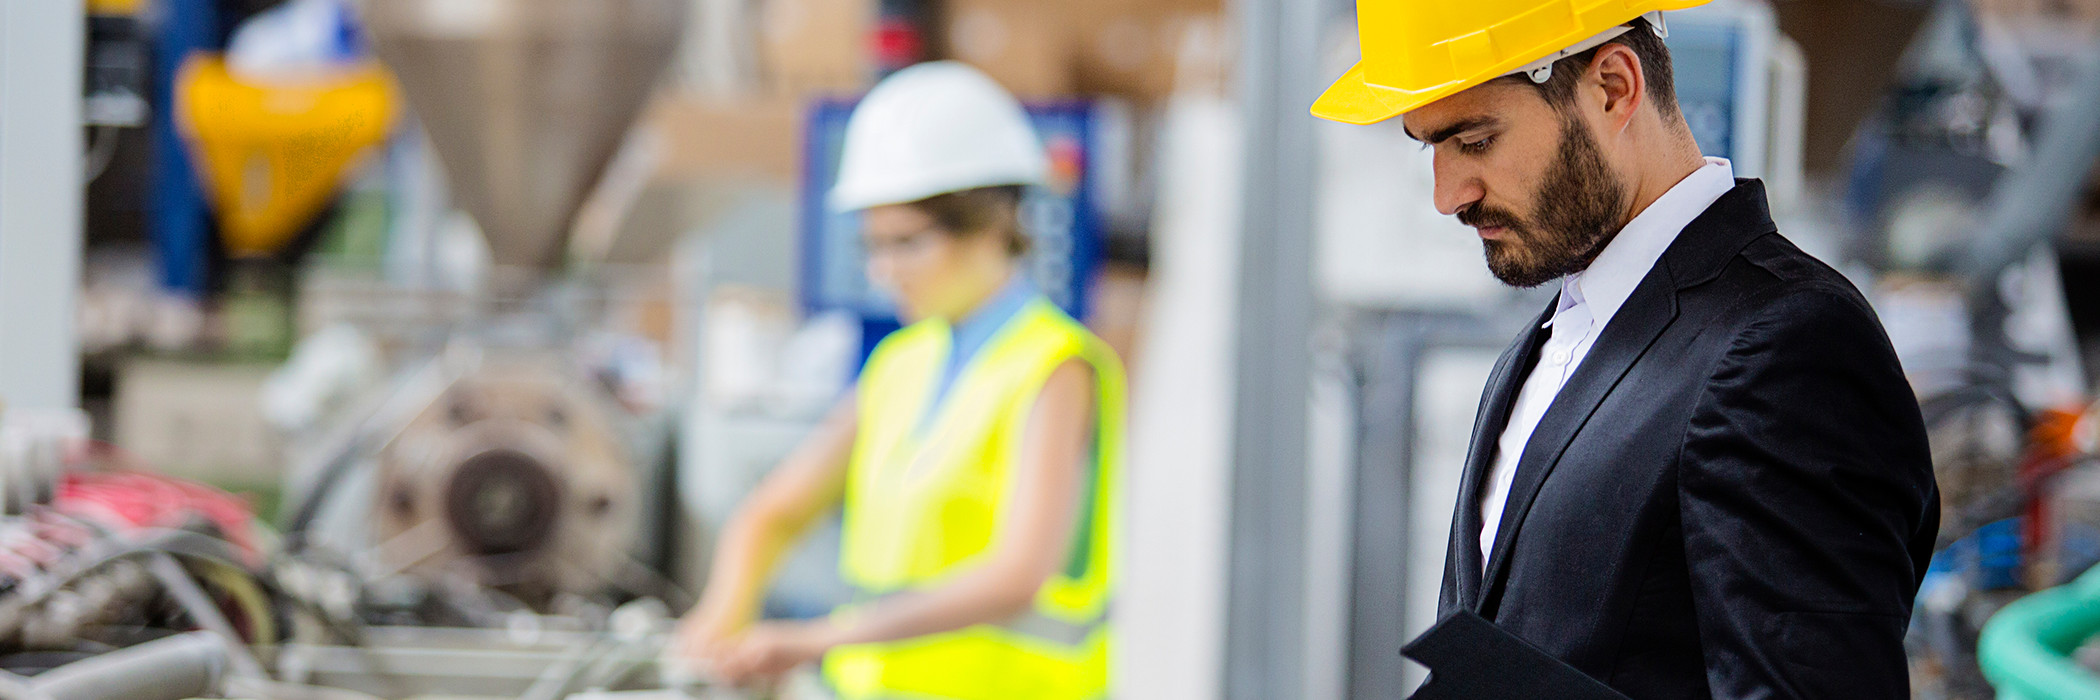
[1223,0,1327,696]
[0,0,86,410]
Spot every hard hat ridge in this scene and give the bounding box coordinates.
[1512,11,1667,85]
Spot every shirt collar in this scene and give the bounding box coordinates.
[948,276,1038,360]
[1547,273,1588,326]
[1558,157,1735,329]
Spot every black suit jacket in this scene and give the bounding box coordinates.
[1438,180,1939,699]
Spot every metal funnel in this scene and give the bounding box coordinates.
[359,0,685,277]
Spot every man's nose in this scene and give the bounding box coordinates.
[1431,153,1485,217]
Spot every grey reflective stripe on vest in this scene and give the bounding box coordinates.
[848,587,1109,648]
[995,607,1109,647]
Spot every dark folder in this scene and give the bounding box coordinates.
[1402,610,1632,700]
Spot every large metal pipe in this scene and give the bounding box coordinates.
[25,632,226,700]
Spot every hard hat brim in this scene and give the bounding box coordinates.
[1312,1,1714,125]
[1310,61,1451,125]
[828,161,1046,212]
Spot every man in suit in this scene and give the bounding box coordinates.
[1313,4,1940,699]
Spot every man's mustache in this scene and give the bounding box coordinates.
[1458,204,1523,232]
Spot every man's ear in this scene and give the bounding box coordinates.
[1588,43,1645,133]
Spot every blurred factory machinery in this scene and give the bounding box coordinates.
[280,0,686,612]
[0,0,729,697]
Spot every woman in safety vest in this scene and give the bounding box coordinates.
[670,61,1123,700]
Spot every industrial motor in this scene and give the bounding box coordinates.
[372,358,639,606]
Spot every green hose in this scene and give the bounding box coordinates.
[1980,567,2100,700]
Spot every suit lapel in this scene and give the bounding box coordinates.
[1472,179,1779,614]
[1449,302,1553,612]
[1477,276,1678,613]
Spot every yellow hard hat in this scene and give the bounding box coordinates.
[1313,0,1711,125]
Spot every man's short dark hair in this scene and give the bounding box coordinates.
[1496,18,1679,118]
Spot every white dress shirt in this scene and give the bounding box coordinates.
[1478,157,1737,569]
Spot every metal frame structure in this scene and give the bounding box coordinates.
[1345,310,1538,696]
[0,0,86,410]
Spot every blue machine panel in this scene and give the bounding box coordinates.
[1666,22,1743,163]
[152,0,223,297]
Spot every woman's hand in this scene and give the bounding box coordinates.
[714,620,843,686]
[668,605,749,668]
[665,394,858,681]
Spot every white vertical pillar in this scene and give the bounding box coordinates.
[0,0,86,410]
[1118,94,1242,700]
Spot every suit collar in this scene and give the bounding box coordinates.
[1662,179,1778,290]
[1471,178,1776,614]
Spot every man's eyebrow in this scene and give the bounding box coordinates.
[1406,116,1500,146]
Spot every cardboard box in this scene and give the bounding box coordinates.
[760,0,875,97]
[645,92,805,184]
[1069,0,1220,102]
[749,0,1222,103]
[940,0,1221,103]
[112,359,279,487]
[1966,0,2100,26]
[944,0,1078,99]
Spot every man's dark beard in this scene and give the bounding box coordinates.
[1459,115,1630,288]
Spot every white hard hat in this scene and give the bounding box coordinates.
[829,61,1048,213]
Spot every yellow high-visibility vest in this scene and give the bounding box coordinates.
[826,298,1124,700]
